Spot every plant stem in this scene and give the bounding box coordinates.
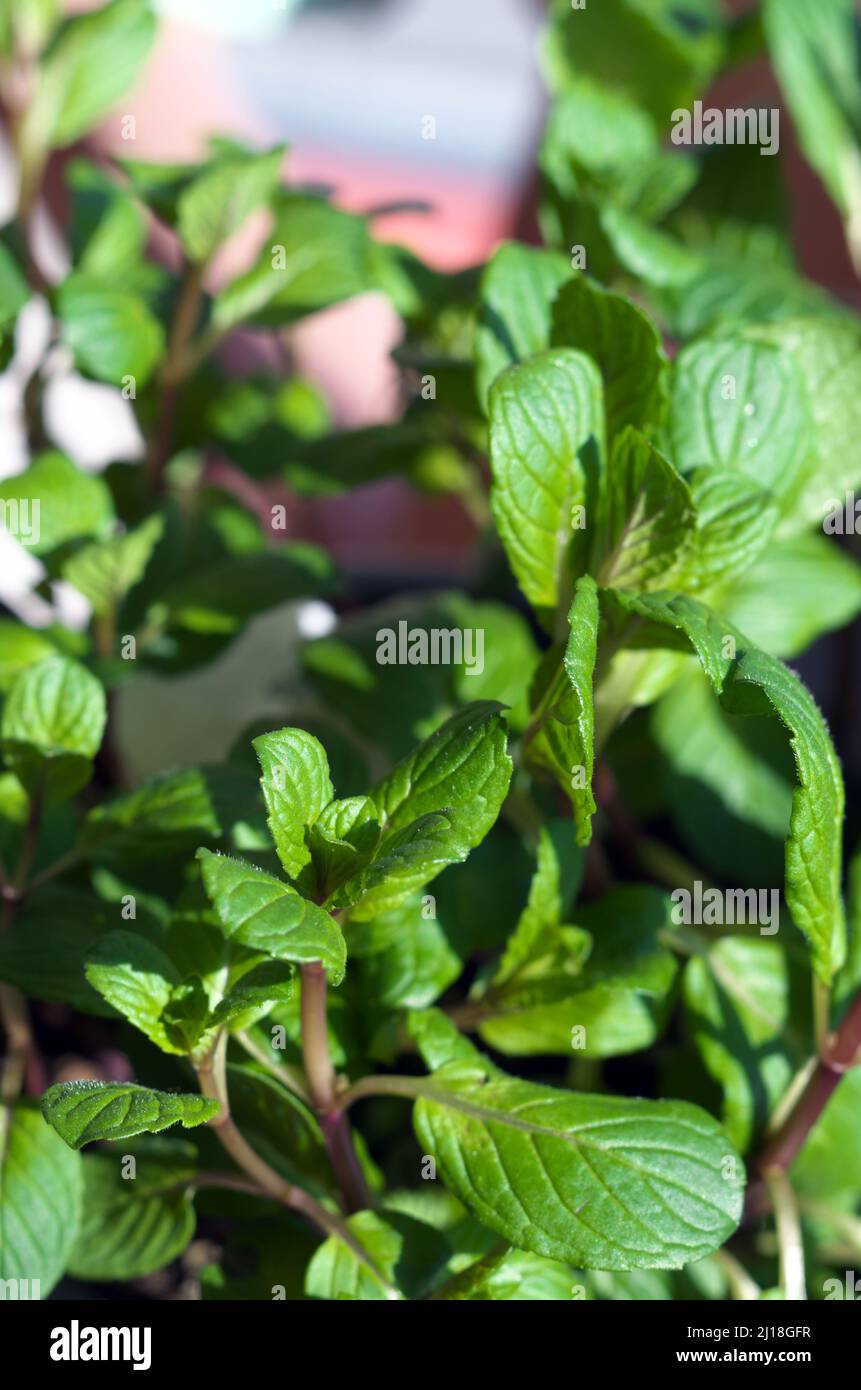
[195,1033,341,1243]
[236,1029,310,1104]
[194,1034,397,1286]
[714,1248,761,1301]
[755,986,861,1181]
[765,1056,818,1137]
[300,962,336,1111]
[27,848,82,894]
[190,1173,266,1199]
[341,1074,428,1109]
[812,976,831,1059]
[757,1063,842,1179]
[299,962,372,1214]
[799,1200,861,1262]
[765,1168,806,1301]
[0,983,39,1102]
[146,263,204,493]
[633,837,713,896]
[443,998,493,1032]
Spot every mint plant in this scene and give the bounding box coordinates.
[1,0,861,1303]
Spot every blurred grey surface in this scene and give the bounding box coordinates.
[177,0,547,179]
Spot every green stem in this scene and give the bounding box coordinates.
[146,264,204,493]
[765,1168,806,1301]
[27,848,82,894]
[236,1030,311,1105]
[195,1034,342,1242]
[765,1057,818,1137]
[812,977,831,1059]
[194,1035,396,1289]
[189,1173,265,1199]
[799,1200,861,1262]
[635,837,714,895]
[0,983,35,1103]
[714,1248,761,1302]
[341,1074,428,1109]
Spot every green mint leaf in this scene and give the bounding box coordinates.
[743,317,861,529]
[683,937,800,1154]
[40,1081,218,1150]
[225,1063,334,1197]
[212,195,372,331]
[0,450,113,556]
[115,155,198,225]
[599,204,702,291]
[74,173,149,281]
[436,1247,574,1301]
[526,576,598,844]
[303,795,380,899]
[0,1103,83,1295]
[80,763,265,861]
[178,146,286,265]
[763,0,861,262]
[160,977,212,1053]
[0,242,28,327]
[539,77,680,214]
[656,245,835,342]
[491,828,566,986]
[719,534,861,659]
[489,348,604,614]
[602,590,846,983]
[474,242,571,409]
[411,1059,744,1269]
[595,427,695,591]
[405,1006,487,1071]
[479,885,677,1058]
[542,0,724,123]
[304,595,539,759]
[836,842,861,1013]
[68,1140,196,1282]
[153,545,337,637]
[447,597,541,729]
[211,960,295,1028]
[653,671,793,845]
[0,892,118,1017]
[57,274,165,387]
[201,1214,318,1301]
[0,622,61,693]
[355,896,462,1010]
[370,703,512,841]
[252,727,334,880]
[63,514,163,618]
[84,930,184,1054]
[666,335,813,516]
[1,655,106,803]
[792,1069,861,1205]
[676,469,779,592]
[551,276,668,440]
[305,1210,449,1301]
[24,0,156,149]
[196,849,346,984]
[343,811,467,922]
[0,0,60,59]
